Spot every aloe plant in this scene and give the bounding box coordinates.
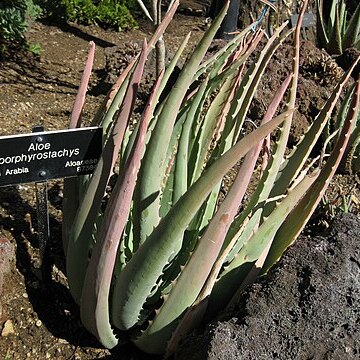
[63,0,360,355]
[328,82,360,173]
[316,0,360,54]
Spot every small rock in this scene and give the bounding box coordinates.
[1,319,15,336]
[35,319,42,327]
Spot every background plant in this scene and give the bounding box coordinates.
[325,82,360,173]
[0,0,43,56]
[316,0,360,55]
[342,85,360,173]
[63,0,360,355]
[36,0,139,30]
[0,0,141,58]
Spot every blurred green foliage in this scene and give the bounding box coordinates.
[37,0,138,30]
[0,0,43,56]
[0,0,139,58]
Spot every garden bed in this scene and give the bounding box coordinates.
[0,2,359,359]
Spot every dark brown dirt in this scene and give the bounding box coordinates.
[0,2,359,360]
[248,38,354,147]
[176,213,360,360]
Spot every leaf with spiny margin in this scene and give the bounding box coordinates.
[194,22,255,81]
[188,65,249,234]
[66,42,148,305]
[231,173,318,266]
[172,77,210,204]
[264,56,360,215]
[121,34,192,180]
[110,109,291,336]
[187,70,243,241]
[222,75,292,263]
[316,0,329,50]
[118,209,134,270]
[134,1,230,246]
[205,75,293,317]
[204,24,287,176]
[206,0,308,316]
[132,111,298,355]
[163,78,289,353]
[262,77,360,273]
[207,24,295,263]
[187,84,215,181]
[343,2,360,51]
[207,29,262,81]
[220,0,306,258]
[207,171,317,315]
[63,41,95,256]
[79,53,161,350]
[189,30,264,184]
[209,24,290,165]
[328,3,342,54]
[158,99,196,218]
[230,23,291,145]
[204,31,263,96]
[191,68,242,183]
[159,69,246,295]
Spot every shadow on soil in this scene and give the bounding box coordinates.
[0,184,162,358]
[40,19,117,49]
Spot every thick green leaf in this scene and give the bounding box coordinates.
[79,57,162,349]
[69,41,95,129]
[343,1,360,50]
[66,42,148,304]
[265,56,360,213]
[316,0,329,49]
[328,3,343,54]
[263,77,360,272]
[134,2,230,246]
[111,110,291,333]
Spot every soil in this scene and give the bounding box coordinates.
[0,1,359,359]
[175,213,360,360]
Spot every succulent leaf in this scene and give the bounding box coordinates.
[63,0,360,355]
[111,110,291,333]
[343,1,360,50]
[79,49,161,349]
[134,1,230,247]
[263,76,360,272]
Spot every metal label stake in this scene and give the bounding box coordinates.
[32,125,51,281]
